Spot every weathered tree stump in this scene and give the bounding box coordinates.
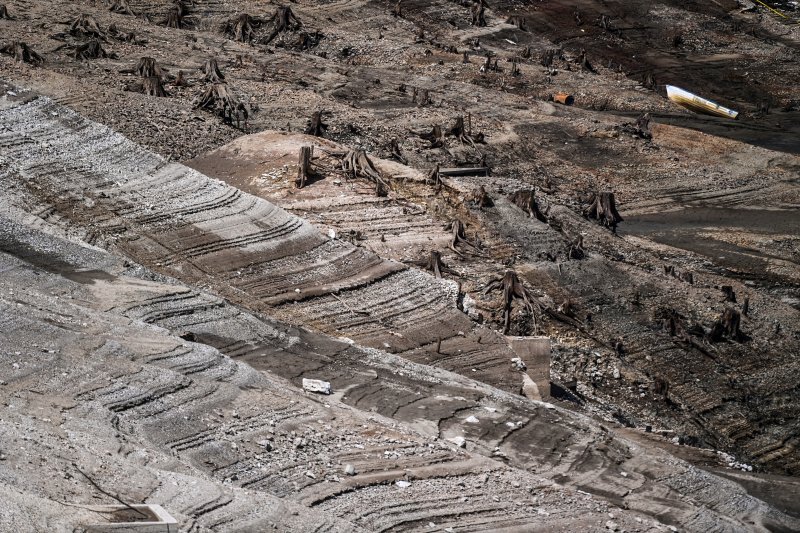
[173,70,190,87]
[471,1,487,27]
[418,124,444,148]
[202,58,225,83]
[70,14,105,39]
[424,250,451,278]
[642,71,656,90]
[164,6,183,28]
[1,42,43,64]
[0,4,12,19]
[708,308,745,343]
[392,0,403,17]
[225,14,260,43]
[305,111,328,137]
[680,271,694,284]
[472,185,494,208]
[578,48,596,73]
[567,234,585,260]
[742,297,749,317]
[74,40,110,60]
[462,51,470,63]
[653,377,669,396]
[107,24,137,43]
[485,270,538,334]
[340,149,390,196]
[142,76,168,97]
[540,49,555,67]
[506,15,527,31]
[295,146,313,189]
[508,189,547,222]
[598,14,612,31]
[426,163,441,187]
[412,87,432,106]
[446,115,483,146]
[136,57,166,79]
[721,285,736,303]
[447,219,482,255]
[108,0,136,16]
[388,138,407,164]
[264,6,302,45]
[195,83,248,128]
[583,191,623,232]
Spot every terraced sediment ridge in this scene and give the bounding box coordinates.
[2,199,799,531]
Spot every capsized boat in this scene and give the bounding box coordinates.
[666,85,739,119]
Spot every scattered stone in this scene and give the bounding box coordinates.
[511,357,527,371]
[464,415,480,423]
[395,480,411,488]
[344,464,356,476]
[447,436,466,448]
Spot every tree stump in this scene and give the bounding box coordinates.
[173,70,190,87]
[446,115,482,145]
[108,0,136,16]
[0,5,12,19]
[225,13,260,43]
[506,15,527,31]
[74,40,109,60]
[202,58,225,83]
[305,111,328,137]
[388,138,407,164]
[424,251,450,278]
[508,189,547,222]
[578,48,596,73]
[485,270,538,334]
[567,234,585,260]
[70,14,105,39]
[264,6,302,44]
[1,42,43,64]
[447,219,482,255]
[392,0,403,17]
[340,149,390,196]
[472,185,493,208]
[426,163,441,187]
[583,191,623,232]
[136,57,166,78]
[295,146,313,189]
[418,124,444,148]
[721,286,736,303]
[195,83,248,128]
[142,76,168,97]
[742,297,749,317]
[164,5,183,28]
[471,1,486,27]
[708,308,745,343]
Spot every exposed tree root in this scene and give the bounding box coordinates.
[583,191,623,232]
[447,219,482,255]
[340,149,390,196]
[485,270,539,334]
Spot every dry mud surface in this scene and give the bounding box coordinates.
[0,0,799,531]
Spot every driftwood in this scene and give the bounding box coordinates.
[264,6,302,45]
[70,14,106,39]
[295,146,313,189]
[508,189,546,221]
[0,4,12,19]
[340,149,390,196]
[195,83,248,128]
[305,111,328,137]
[447,219,482,255]
[1,42,43,64]
[202,58,225,83]
[583,191,623,232]
[136,57,166,79]
[108,0,136,16]
[708,308,745,343]
[142,76,169,97]
[485,271,539,334]
[74,39,110,60]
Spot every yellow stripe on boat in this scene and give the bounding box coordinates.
[666,85,739,119]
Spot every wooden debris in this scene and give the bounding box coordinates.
[508,189,547,221]
[305,111,328,137]
[583,191,623,232]
[1,42,43,64]
[340,149,390,196]
[485,271,539,334]
[202,58,225,83]
[295,146,314,189]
